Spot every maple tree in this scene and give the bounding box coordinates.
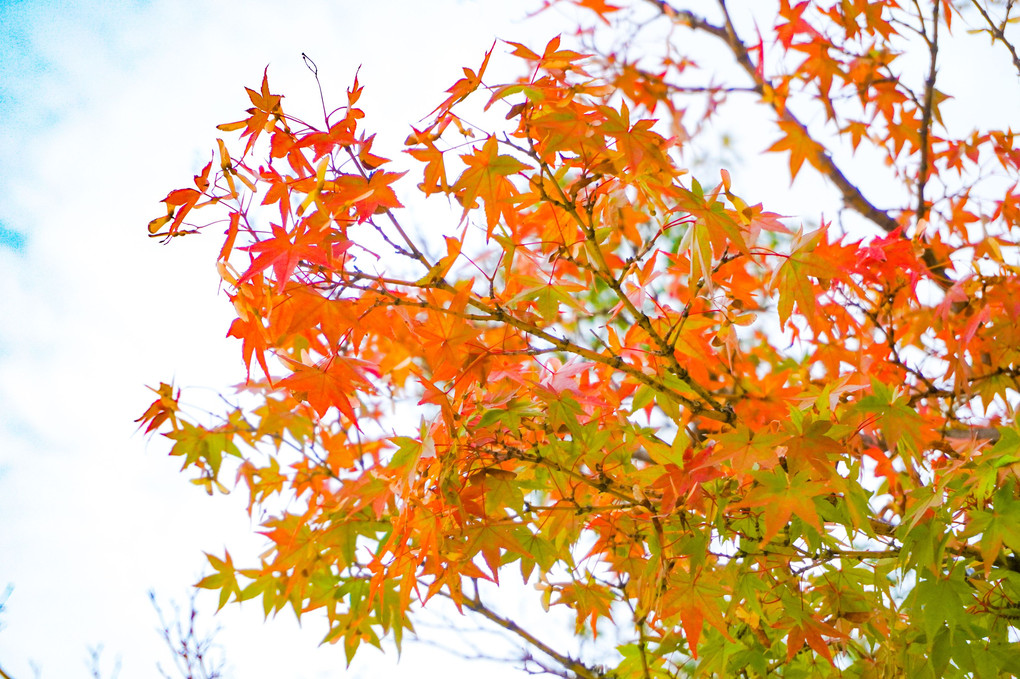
[140,1,1020,676]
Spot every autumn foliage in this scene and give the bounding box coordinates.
[140,1,1020,676]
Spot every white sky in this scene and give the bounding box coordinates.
[1,1,1016,677]
[0,1,571,677]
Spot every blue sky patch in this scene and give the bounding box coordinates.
[0,223,26,253]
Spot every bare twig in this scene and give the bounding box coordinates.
[150,591,225,679]
[87,645,121,679]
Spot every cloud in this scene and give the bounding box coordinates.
[0,1,568,677]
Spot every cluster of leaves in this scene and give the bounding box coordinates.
[141,1,1020,677]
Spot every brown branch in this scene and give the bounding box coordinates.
[860,399,998,449]
[869,517,1020,573]
[509,441,643,506]
[969,0,1020,76]
[709,0,902,234]
[824,548,901,560]
[459,594,602,679]
[915,0,940,222]
[342,146,432,269]
[643,0,955,286]
[946,426,1001,442]
[908,0,949,311]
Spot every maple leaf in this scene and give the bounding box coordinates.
[259,166,293,227]
[416,232,464,286]
[534,35,589,72]
[771,224,858,328]
[548,579,615,636]
[566,0,622,24]
[785,614,848,665]
[776,0,825,49]
[149,187,201,238]
[278,354,380,422]
[328,170,405,222]
[236,68,284,154]
[739,469,826,546]
[538,357,595,397]
[135,382,180,434]
[452,136,531,237]
[841,119,870,150]
[862,446,901,494]
[236,222,341,292]
[196,551,241,611]
[767,119,827,180]
[406,134,449,196]
[226,314,271,381]
[429,43,494,117]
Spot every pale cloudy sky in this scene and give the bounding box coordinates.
[0,1,573,677]
[1,1,1017,678]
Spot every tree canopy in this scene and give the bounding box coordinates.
[140,1,1020,676]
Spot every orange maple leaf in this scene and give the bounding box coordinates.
[429,43,494,117]
[226,314,271,381]
[786,615,848,664]
[453,137,531,237]
[767,119,827,180]
[279,355,380,422]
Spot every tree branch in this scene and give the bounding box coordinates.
[712,1,901,232]
[459,594,602,679]
[869,516,1020,573]
[969,0,1020,77]
[915,0,939,221]
[642,0,955,285]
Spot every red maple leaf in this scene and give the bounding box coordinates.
[236,223,339,292]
